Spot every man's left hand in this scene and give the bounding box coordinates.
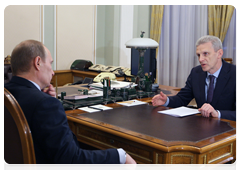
[198,103,219,118]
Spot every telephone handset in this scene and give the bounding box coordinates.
[88,64,107,72]
[93,72,116,82]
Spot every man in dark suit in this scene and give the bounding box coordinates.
[5,40,136,164]
[152,35,236,121]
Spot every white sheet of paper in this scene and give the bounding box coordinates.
[78,104,113,113]
[117,99,147,107]
[78,107,99,113]
[158,106,200,117]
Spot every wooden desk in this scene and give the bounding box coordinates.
[51,70,130,87]
[65,85,236,164]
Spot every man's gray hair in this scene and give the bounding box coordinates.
[196,35,223,52]
[11,40,46,76]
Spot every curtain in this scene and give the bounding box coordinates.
[150,5,164,83]
[222,9,236,64]
[150,5,164,43]
[157,5,208,88]
[208,5,235,42]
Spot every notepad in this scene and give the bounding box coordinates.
[158,106,200,117]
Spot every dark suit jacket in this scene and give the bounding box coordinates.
[5,76,120,164]
[168,59,236,121]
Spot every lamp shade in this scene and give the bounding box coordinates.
[125,38,159,49]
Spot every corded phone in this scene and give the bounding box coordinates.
[103,66,122,72]
[123,68,131,76]
[89,64,123,72]
[93,72,116,82]
[88,64,107,72]
[89,64,131,76]
[112,67,131,77]
[70,60,93,71]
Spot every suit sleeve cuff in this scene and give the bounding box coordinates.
[216,110,221,118]
[117,148,126,164]
[162,97,170,106]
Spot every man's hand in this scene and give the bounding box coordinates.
[152,91,167,106]
[42,84,56,98]
[198,103,219,118]
[125,153,136,164]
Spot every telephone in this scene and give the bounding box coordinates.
[70,59,93,71]
[88,64,107,72]
[104,66,122,72]
[123,68,131,76]
[93,72,116,82]
[112,67,132,77]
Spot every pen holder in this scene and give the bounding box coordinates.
[101,78,111,99]
[103,86,111,99]
[101,78,111,87]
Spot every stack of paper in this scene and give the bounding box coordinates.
[63,90,103,100]
[158,106,200,117]
[89,81,137,90]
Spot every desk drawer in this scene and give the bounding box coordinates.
[75,124,156,164]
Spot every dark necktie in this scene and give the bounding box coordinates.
[207,75,215,103]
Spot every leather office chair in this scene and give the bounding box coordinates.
[4,88,36,164]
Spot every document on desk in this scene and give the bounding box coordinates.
[89,81,137,90]
[117,99,147,107]
[158,106,200,117]
[78,104,113,113]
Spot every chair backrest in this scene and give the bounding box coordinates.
[223,58,233,64]
[4,88,36,164]
[4,64,12,84]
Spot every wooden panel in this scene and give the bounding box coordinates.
[198,154,207,169]
[72,70,99,79]
[207,143,233,163]
[153,151,166,164]
[51,70,73,86]
[75,123,154,164]
[168,152,196,164]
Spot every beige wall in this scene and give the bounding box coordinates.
[4,5,148,70]
[56,5,95,70]
[4,5,95,70]
[4,5,41,57]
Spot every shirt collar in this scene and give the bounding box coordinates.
[207,64,222,78]
[28,80,41,91]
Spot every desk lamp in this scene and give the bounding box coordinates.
[125,31,158,95]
